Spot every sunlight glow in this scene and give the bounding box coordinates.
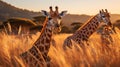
[3,0,120,15]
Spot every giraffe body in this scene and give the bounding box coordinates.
[63,9,112,49]
[20,6,67,67]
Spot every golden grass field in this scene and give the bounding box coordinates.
[0,27,120,67]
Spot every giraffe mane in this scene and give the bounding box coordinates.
[40,17,48,34]
[77,15,97,30]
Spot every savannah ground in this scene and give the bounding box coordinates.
[0,27,120,67]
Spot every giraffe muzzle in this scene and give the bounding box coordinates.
[56,24,60,27]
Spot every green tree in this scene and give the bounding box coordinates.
[33,16,46,25]
[71,22,83,32]
[60,26,72,33]
[114,19,120,29]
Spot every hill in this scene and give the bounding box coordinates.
[62,14,91,27]
[0,0,120,28]
[0,0,41,21]
[110,14,120,23]
[62,14,120,27]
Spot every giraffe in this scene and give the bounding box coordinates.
[99,25,115,45]
[20,6,67,67]
[63,9,113,50]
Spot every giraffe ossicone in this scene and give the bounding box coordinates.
[63,9,113,50]
[20,6,67,67]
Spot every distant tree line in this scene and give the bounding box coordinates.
[114,19,120,29]
[0,0,41,21]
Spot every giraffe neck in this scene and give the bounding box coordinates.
[22,18,53,59]
[20,18,53,66]
[72,14,101,43]
[30,22,53,58]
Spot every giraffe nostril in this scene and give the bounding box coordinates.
[56,24,60,27]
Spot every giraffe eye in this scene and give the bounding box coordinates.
[48,17,52,20]
[58,16,62,19]
[102,16,105,18]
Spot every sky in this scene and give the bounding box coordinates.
[3,0,120,15]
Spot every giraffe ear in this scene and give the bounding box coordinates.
[99,10,102,14]
[59,11,67,17]
[41,10,49,16]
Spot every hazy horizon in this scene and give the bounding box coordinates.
[3,0,120,15]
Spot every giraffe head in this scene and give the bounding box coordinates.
[98,9,112,27]
[41,6,67,33]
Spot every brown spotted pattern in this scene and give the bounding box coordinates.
[63,9,112,49]
[20,6,67,67]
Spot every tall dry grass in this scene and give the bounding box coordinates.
[0,27,120,67]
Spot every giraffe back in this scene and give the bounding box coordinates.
[63,9,112,49]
